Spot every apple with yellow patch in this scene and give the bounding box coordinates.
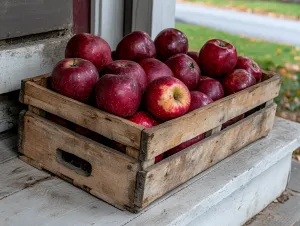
[144,76,191,121]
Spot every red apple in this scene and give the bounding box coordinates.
[89,131,111,146]
[111,50,117,61]
[222,114,245,129]
[199,39,237,78]
[139,58,174,85]
[144,76,191,121]
[110,141,127,153]
[95,74,142,117]
[75,126,90,137]
[154,28,188,61]
[155,154,164,163]
[100,60,147,92]
[65,33,112,71]
[128,111,158,128]
[235,56,262,82]
[196,76,224,101]
[46,114,69,128]
[187,51,199,63]
[127,111,162,162]
[223,69,256,95]
[116,31,156,62]
[165,54,200,90]
[188,91,213,112]
[166,134,205,156]
[51,58,99,103]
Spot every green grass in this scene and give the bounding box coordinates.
[176,23,298,67]
[187,0,300,18]
[176,23,300,112]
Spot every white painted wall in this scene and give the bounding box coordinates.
[131,0,176,39]
[0,36,69,94]
[91,0,125,50]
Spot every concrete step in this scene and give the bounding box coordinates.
[1,117,300,226]
[126,118,300,226]
[246,160,300,226]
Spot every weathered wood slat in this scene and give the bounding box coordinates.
[0,158,51,200]
[0,175,131,226]
[22,80,143,149]
[135,104,277,208]
[19,73,50,103]
[0,91,23,133]
[0,134,18,164]
[19,111,140,209]
[141,73,281,160]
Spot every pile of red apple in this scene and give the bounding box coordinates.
[50,28,262,161]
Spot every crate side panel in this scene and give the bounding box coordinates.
[142,74,281,160]
[21,112,140,208]
[137,104,276,208]
[23,81,143,149]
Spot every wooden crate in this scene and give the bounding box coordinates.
[18,71,281,212]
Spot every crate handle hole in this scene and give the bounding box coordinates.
[56,149,92,177]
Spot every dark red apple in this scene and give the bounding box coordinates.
[100,60,147,92]
[235,56,262,82]
[139,58,174,85]
[128,111,158,128]
[165,54,200,90]
[51,58,99,103]
[95,74,142,117]
[46,114,69,128]
[188,91,213,112]
[127,111,162,163]
[89,131,111,146]
[75,126,90,137]
[144,76,191,121]
[111,50,117,61]
[223,69,256,95]
[196,76,224,101]
[154,28,188,61]
[155,154,164,163]
[116,31,156,62]
[166,134,205,156]
[65,33,112,71]
[187,51,199,64]
[199,39,237,78]
[222,114,245,129]
[110,141,127,153]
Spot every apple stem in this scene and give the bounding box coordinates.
[72,59,76,67]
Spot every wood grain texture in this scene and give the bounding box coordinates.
[22,80,143,149]
[0,175,133,226]
[141,73,281,160]
[20,111,140,209]
[0,91,24,133]
[0,158,51,200]
[126,147,140,160]
[19,73,50,103]
[135,104,277,208]
[0,134,18,164]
